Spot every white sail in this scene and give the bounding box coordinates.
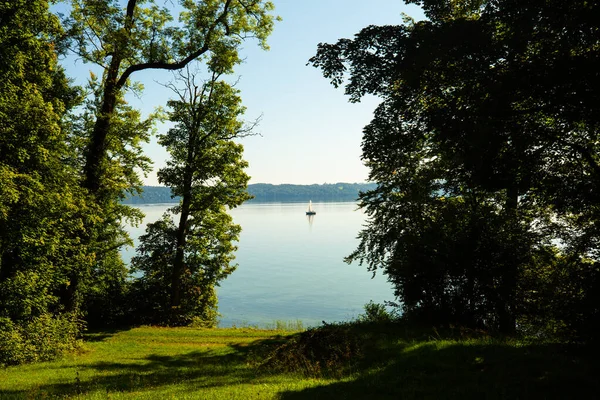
[306,200,316,215]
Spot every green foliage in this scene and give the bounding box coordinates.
[65,0,277,75]
[518,252,600,340]
[265,320,305,331]
[128,216,177,324]
[357,301,396,323]
[130,215,225,327]
[0,0,90,363]
[73,72,154,202]
[62,0,277,196]
[0,0,277,365]
[81,249,132,329]
[0,313,82,367]
[67,72,154,326]
[56,0,277,329]
[130,69,253,326]
[262,322,363,378]
[310,0,600,337]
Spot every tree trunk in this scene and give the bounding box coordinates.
[83,0,139,195]
[171,188,191,313]
[62,58,123,315]
[83,62,121,195]
[170,126,197,319]
[69,2,139,314]
[498,185,519,335]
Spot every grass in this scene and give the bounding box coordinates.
[226,319,306,331]
[0,322,598,399]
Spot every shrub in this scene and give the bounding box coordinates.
[0,313,82,366]
[261,322,362,377]
[357,301,396,323]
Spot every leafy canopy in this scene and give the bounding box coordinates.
[310,0,600,335]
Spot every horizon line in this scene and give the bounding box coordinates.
[141,181,375,187]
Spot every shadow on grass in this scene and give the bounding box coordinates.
[0,337,286,399]
[1,323,598,399]
[278,331,600,400]
[82,327,131,342]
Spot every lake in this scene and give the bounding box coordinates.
[123,202,395,327]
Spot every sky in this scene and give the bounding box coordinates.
[59,1,425,185]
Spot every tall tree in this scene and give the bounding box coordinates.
[131,68,253,326]
[0,0,87,364]
[310,0,600,334]
[63,0,276,197]
[60,0,277,312]
[66,71,154,324]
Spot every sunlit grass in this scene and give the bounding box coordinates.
[0,324,597,399]
[0,326,322,399]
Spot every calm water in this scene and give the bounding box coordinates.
[123,202,395,327]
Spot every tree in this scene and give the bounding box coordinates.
[59,0,277,314]
[0,0,87,364]
[63,0,276,196]
[66,72,154,325]
[131,68,253,326]
[310,0,600,334]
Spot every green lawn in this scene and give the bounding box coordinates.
[0,324,597,399]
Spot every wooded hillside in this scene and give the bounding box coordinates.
[122,183,377,204]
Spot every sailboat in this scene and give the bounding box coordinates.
[306,200,316,215]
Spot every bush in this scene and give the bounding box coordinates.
[357,301,396,323]
[190,314,219,329]
[517,253,600,341]
[0,313,82,366]
[262,322,362,377]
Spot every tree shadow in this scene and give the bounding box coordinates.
[2,324,598,399]
[0,337,285,399]
[82,327,131,342]
[278,339,599,399]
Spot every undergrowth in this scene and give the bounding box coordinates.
[261,322,363,378]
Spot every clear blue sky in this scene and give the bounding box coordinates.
[59,1,425,185]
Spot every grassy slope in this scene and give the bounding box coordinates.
[0,325,598,399]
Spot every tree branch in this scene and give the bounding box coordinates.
[115,0,233,89]
[126,0,138,22]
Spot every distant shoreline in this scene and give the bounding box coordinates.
[122,183,377,205]
[130,200,361,207]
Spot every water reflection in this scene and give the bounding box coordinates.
[307,213,314,229]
